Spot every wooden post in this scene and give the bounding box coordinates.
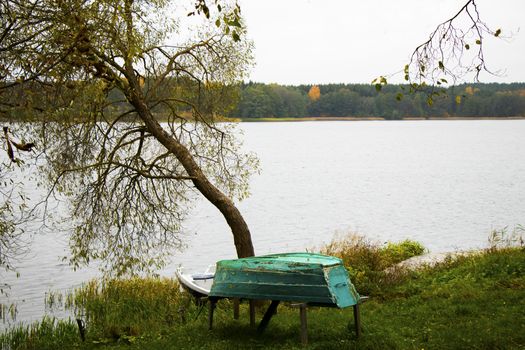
[299,304,308,346]
[208,299,217,330]
[233,298,240,320]
[249,300,256,327]
[353,303,361,338]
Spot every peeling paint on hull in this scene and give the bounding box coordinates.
[209,253,360,308]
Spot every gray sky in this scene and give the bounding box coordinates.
[238,0,524,85]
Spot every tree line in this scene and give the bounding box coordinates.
[229,82,525,119]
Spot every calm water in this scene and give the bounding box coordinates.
[2,120,525,325]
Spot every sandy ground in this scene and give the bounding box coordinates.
[393,250,478,271]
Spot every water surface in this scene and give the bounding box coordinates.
[2,120,525,325]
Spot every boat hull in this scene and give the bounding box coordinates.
[209,253,359,308]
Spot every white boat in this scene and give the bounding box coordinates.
[175,265,215,298]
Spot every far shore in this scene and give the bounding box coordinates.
[3,115,524,124]
[234,115,525,122]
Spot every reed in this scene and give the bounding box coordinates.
[57,277,194,340]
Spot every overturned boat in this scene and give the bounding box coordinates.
[209,252,360,308]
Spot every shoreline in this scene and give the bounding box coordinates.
[235,116,525,122]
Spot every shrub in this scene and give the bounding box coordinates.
[320,232,425,296]
[380,239,426,266]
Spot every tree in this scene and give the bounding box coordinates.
[307,85,321,102]
[1,0,257,275]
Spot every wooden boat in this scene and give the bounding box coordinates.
[175,266,214,298]
[209,252,360,308]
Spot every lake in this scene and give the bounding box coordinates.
[2,120,525,326]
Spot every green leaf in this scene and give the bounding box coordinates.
[372,76,387,87]
[465,44,470,50]
[404,74,409,81]
[476,39,481,45]
[232,31,240,42]
[438,61,445,71]
[495,28,501,37]
[215,18,221,27]
[396,93,403,101]
[231,18,242,28]
[404,64,409,74]
[375,84,382,92]
[217,4,222,12]
[455,95,462,104]
[440,78,448,83]
[427,97,433,106]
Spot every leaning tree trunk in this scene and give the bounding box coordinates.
[127,88,255,259]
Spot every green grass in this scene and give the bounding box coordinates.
[2,243,524,349]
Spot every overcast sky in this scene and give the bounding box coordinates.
[237,0,524,85]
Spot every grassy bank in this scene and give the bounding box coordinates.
[1,237,524,349]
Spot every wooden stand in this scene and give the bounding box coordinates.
[208,297,365,345]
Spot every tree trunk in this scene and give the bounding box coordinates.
[127,89,255,258]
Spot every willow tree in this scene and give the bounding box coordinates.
[1,0,257,275]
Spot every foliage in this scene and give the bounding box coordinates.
[320,233,425,296]
[406,0,502,87]
[229,82,525,119]
[307,85,321,102]
[1,247,523,349]
[374,0,506,105]
[0,160,32,278]
[1,0,258,275]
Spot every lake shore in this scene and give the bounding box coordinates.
[235,115,525,122]
[1,247,523,349]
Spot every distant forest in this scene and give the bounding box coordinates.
[228,82,525,119]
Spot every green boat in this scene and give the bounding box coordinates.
[206,253,365,343]
[209,252,360,308]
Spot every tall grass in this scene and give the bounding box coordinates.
[0,317,79,350]
[58,278,192,341]
[488,224,525,250]
[0,302,17,323]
